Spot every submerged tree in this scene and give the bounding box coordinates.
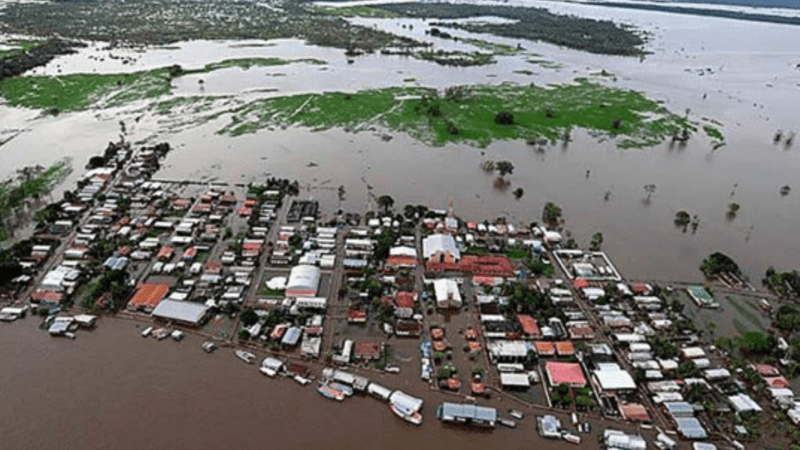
[589,232,604,251]
[495,161,514,177]
[542,202,562,225]
[643,184,657,203]
[674,211,691,230]
[513,187,524,199]
[727,202,740,219]
[377,195,394,214]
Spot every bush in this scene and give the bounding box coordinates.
[494,112,514,125]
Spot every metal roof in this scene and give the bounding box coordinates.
[438,402,497,423]
[675,417,708,439]
[281,326,302,346]
[151,299,209,324]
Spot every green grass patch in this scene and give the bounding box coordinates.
[0,159,71,241]
[703,125,724,140]
[0,58,323,113]
[504,247,529,260]
[527,59,565,69]
[413,50,495,67]
[217,80,694,149]
[465,246,490,255]
[0,38,42,58]
[460,38,521,56]
[308,5,400,18]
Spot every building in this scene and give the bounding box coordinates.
[354,342,382,361]
[592,363,637,394]
[128,283,170,311]
[286,265,321,297]
[433,278,462,308]
[423,234,460,263]
[545,362,587,388]
[386,246,418,268]
[435,402,497,428]
[151,299,210,326]
[604,430,647,450]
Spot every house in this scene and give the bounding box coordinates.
[354,342,382,361]
[592,363,637,394]
[517,314,540,337]
[545,361,587,388]
[433,279,462,308]
[386,246,418,268]
[423,234,460,264]
[127,283,170,311]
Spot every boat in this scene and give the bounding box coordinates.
[562,433,581,444]
[141,326,153,338]
[759,298,773,312]
[235,350,256,364]
[499,418,517,428]
[390,402,423,425]
[170,330,185,341]
[509,410,524,420]
[328,381,354,397]
[64,332,77,340]
[153,328,170,340]
[317,381,345,401]
[202,341,217,353]
[294,375,311,386]
[0,312,17,322]
[259,366,278,377]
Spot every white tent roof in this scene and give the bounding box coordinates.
[500,373,531,387]
[287,265,321,293]
[422,234,459,261]
[593,364,637,391]
[729,394,763,413]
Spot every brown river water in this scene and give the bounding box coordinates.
[0,317,620,450]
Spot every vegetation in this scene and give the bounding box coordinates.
[216,81,694,149]
[375,3,647,56]
[700,252,741,278]
[727,202,740,218]
[308,5,400,18]
[0,160,71,241]
[0,0,423,52]
[525,256,555,277]
[240,308,258,327]
[764,268,800,298]
[0,58,322,113]
[589,232,603,251]
[513,187,524,200]
[495,161,514,177]
[84,269,130,312]
[704,125,724,140]
[542,202,562,225]
[738,331,775,355]
[674,210,691,229]
[774,304,800,331]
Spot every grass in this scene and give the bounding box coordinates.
[460,38,522,56]
[413,50,495,67]
[217,80,693,149]
[703,125,724,140]
[0,58,324,113]
[504,247,529,260]
[0,159,72,241]
[465,246,490,255]
[0,38,42,58]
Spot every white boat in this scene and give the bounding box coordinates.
[259,366,278,377]
[171,330,185,341]
[141,326,153,337]
[202,341,217,353]
[235,350,256,364]
[64,332,77,340]
[0,312,17,322]
[294,375,311,386]
[390,402,423,426]
[318,381,345,401]
[153,328,170,340]
[499,418,517,428]
[509,410,524,420]
[562,433,582,444]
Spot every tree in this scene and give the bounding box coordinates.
[674,211,691,230]
[727,202,740,218]
[643,184,657,203]
[542,202,562,225]
[589,232,603,251]
[377,195,394,214]
[739,331,774,355]
[238,329,251,340]
[513,187,524,199]
[494,112,514,125]
[700,252,741,278]
[240,308,258,327]
[495,161,514,177]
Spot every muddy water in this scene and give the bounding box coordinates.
[0,318,609,450]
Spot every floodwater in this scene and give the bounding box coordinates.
[0,317,618,450]
[1,2,799,284]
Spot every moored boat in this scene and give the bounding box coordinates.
[153,328,170,340]
[499,418,517,428]
[328,381,354,397]
[202,341,217,353]
[235,350,256,364]
[390,402,423,425]
[317,381,345,401]
[509,410,524,420]
[141,326,153,338]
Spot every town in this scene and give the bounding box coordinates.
[1,140,797,450]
